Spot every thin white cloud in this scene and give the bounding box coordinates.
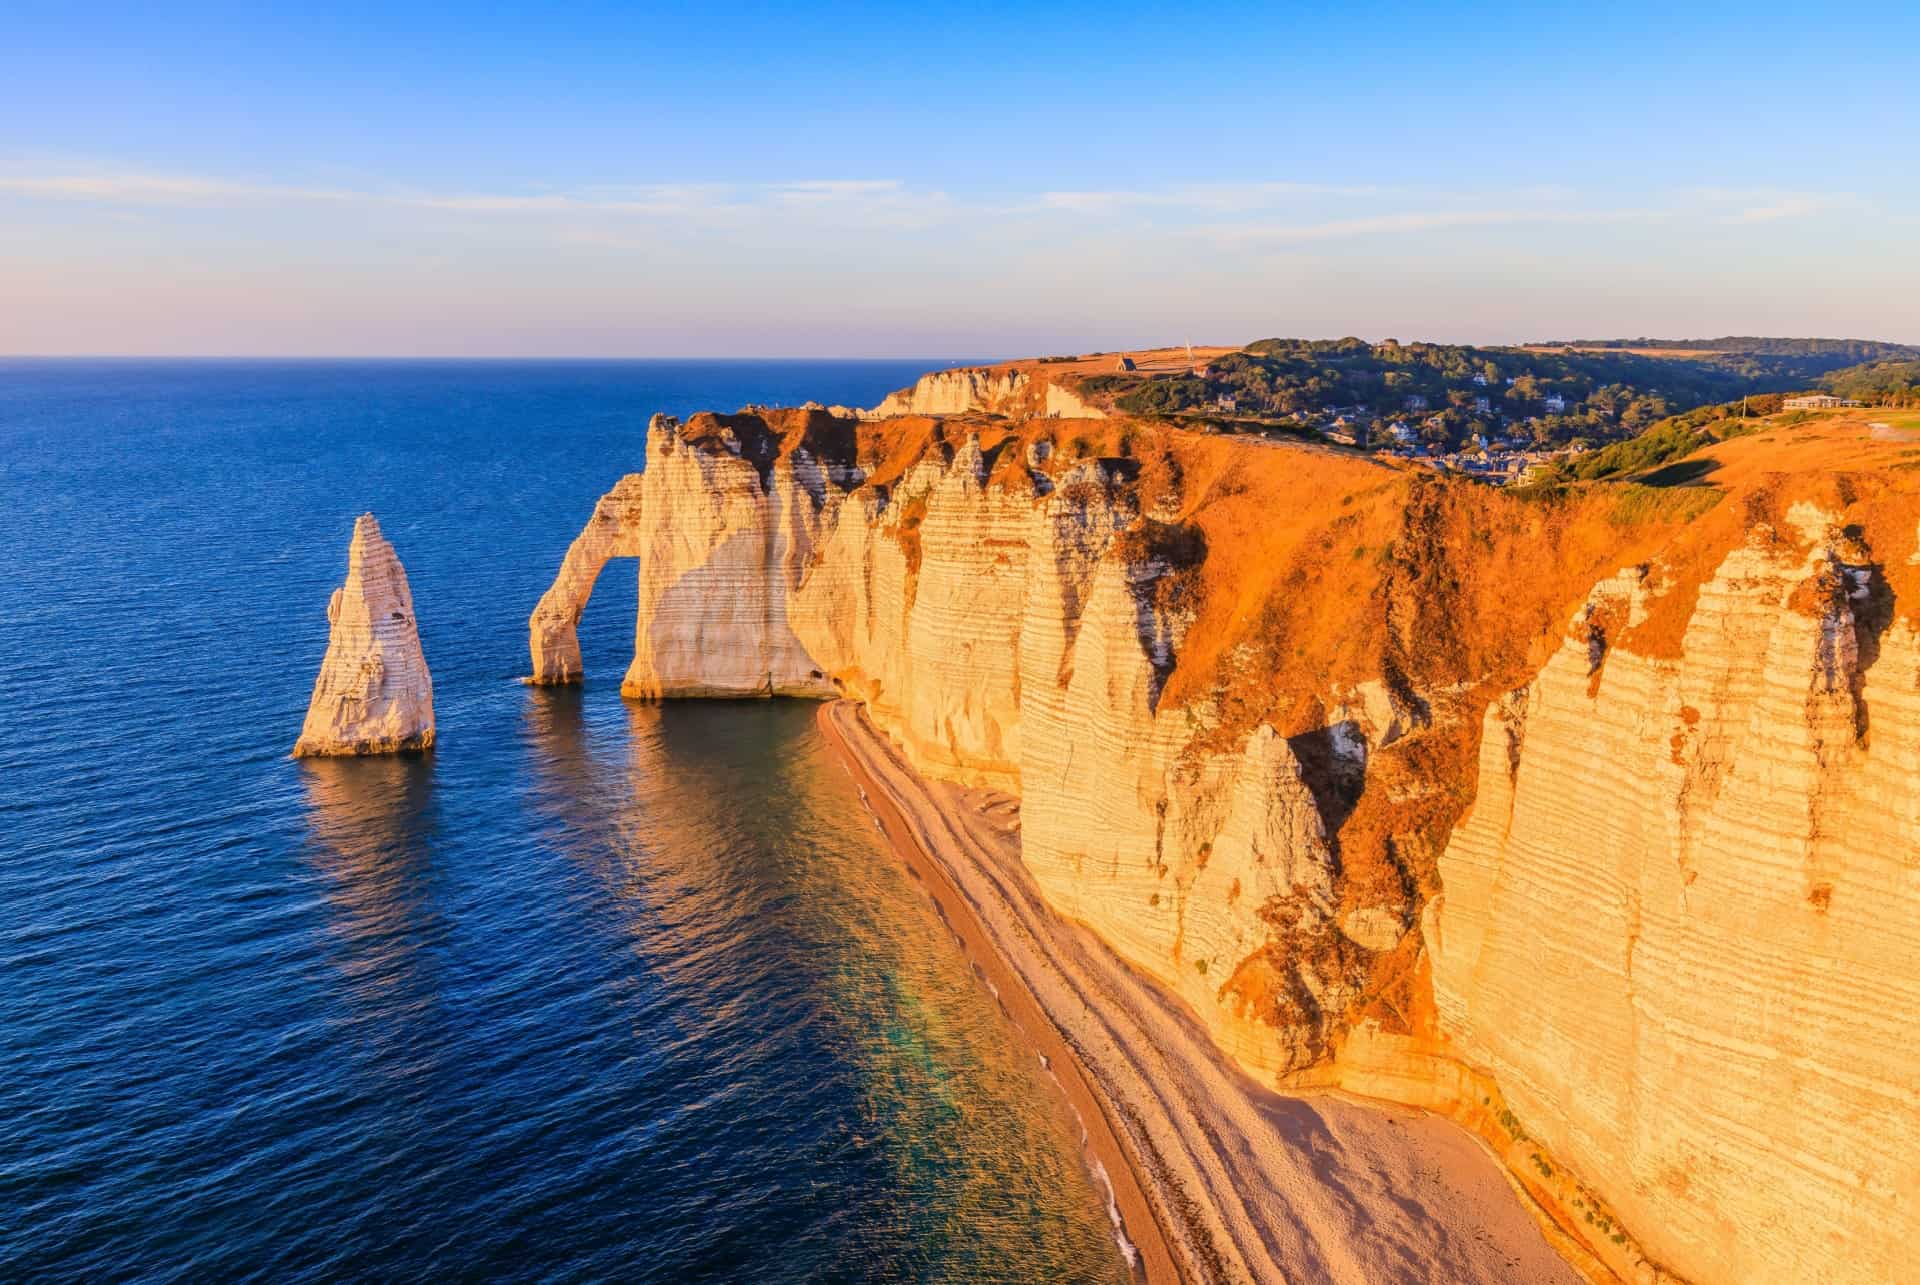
[1683,185,1867,224]
[0,170,921,219]
[0,167,1872,251]
[771,179,907,202]
[1204,206,1667,246]
[1038,181,1379,214]
[1726,197,1823,223]
[1722,194,1863,224]
[406,186,734,216]
[0,173,358,204]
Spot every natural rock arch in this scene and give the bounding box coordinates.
[527,473,646,684]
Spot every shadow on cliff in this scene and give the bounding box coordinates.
[1634,456,1722,487]
[641,527,815,696]
[1844,524,1899,744]
[1286,727,1367,840]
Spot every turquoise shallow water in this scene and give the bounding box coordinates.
[0,360,1129,1282]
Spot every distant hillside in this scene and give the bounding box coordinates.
[1521,387,1920,489]
[1069,336,1805,451]
[1822,359,1920,407]
[1530,336,1920,384]
[1535,336,1920,360]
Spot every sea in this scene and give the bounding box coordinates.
[0,359,1131,1283]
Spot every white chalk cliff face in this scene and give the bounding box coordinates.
[529,473,645,684]
[294,513,434,757]
[534,413,1411,1072]
[867,365,1106,419]
[1426,511,1920,1285]
[533,411,1920,1283]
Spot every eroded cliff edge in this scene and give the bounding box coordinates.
[534,407,1920,1283]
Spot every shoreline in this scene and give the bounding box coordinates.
[817,699,1582,1285]
[817,700,1178,1283]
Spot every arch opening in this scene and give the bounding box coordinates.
[528,473,646,684]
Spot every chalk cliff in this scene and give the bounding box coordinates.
[295,513,434,756]
[533,407,1920,1283]
[1424,504,1920,1284]
[867,364,1107,419]
[529,473,645,684]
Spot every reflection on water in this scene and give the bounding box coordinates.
[519,683,594,796]
[297,753,456,1090]
[6,356,1083,1284]
[300,752,439,867]
[299,754,441,955]
[517,695,1130,1282]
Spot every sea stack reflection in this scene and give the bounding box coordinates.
[293,513,435,757]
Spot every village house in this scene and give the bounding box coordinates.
[1404,394,1429,412]
[1543,394,1567,413]
[1783,394,1863,410]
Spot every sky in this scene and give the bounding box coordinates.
[3,0,1917,357]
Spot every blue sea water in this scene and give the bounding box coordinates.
[0,360,1129,1283]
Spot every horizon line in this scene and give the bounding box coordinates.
[4,332,1916,362]
[0,352,1006,363]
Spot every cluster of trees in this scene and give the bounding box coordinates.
[1525,392,1813,486]
[1538,337,1920,383]
[1494,346,1920,490]
[1081,338,1765,449]
[1822,360,1920,407]
[1550,417,1721,483]
[1081,336,1920,451]
[1544,335,1919,362]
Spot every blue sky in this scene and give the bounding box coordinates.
[3,1,1916,355]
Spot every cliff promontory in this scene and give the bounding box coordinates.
[533,402,1920,1283]
[295,513,434,757]
[867,360,1109,419]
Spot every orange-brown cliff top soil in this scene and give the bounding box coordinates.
[1617,415,1920,657]
[1142,411,1920,740]
[703,407,1920,739]
[937,345,1244,382]
[1157,448,1715,740]
[677,407,864,476]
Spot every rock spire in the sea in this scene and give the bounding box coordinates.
[293,513,435,757]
